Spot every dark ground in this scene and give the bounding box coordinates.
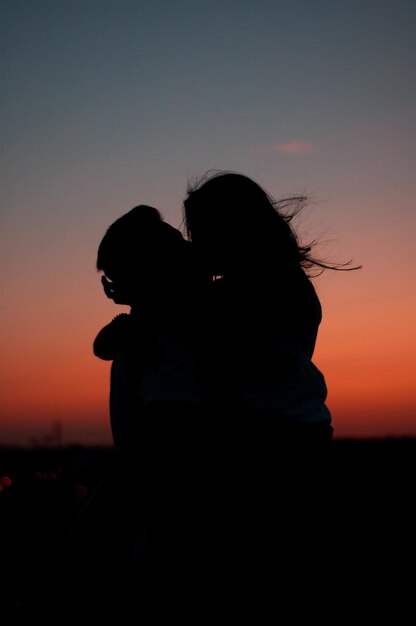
[0,438,414,621]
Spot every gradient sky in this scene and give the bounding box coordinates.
[1,0,415,444]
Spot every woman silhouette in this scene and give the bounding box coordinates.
[183,171,357,444]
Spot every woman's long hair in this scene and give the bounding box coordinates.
[183,171,361,278]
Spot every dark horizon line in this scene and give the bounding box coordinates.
[1,434,416,450]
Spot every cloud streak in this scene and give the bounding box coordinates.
[274,141,314,155]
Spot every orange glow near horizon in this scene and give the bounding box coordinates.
[1,241,416,445]
[1,287,415,445]
[1,229,416,446]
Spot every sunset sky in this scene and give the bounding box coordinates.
[1,0,415,444]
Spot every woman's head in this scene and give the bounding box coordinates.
[183,172,301,279]
[184,171,362,280]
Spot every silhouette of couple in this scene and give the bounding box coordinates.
[16,173,354,621]
[82,172,340,614]
[95,172,333,451]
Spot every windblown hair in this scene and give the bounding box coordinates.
[183,171,361,277]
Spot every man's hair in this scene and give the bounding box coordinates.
[97,205,186,278]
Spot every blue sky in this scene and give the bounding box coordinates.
[3,1,414,220]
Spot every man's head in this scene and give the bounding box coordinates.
[97,205,188,306]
